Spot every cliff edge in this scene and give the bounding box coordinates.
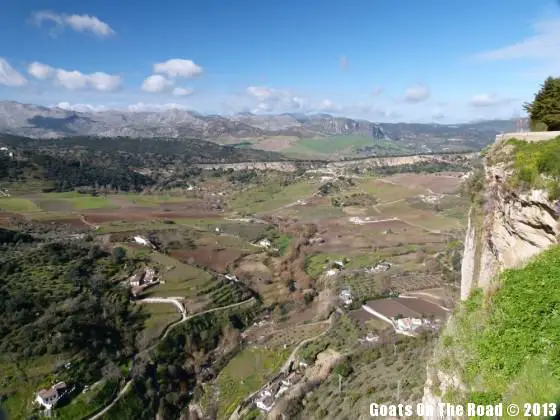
[423,135,560,418]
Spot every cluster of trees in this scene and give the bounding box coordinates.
[524,76,560,131]
[1,150,154,192]
[116,307,259,419]
[0,134,282,168]
[0,235,145,386]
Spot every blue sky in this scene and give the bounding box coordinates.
[1,0,560,122]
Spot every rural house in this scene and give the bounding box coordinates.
[362,297,449,336]
[35,382,67,410]
[258,238,272,248]
[133,235,155,249]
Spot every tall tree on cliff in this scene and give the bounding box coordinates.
[523,76,560,131]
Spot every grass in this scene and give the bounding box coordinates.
[0,354,62,419]
[137,252,213,298]
[229,180,317,214]
[0,197,40,212]
[55,379,118,420]
[438,245,560,410]
[274,234,292,255]
[357,179,423,202]
[139,303,182,346]
[111,193,192,207]
[216,346,291,419]
[293,135,375,154]
[504,137,560,199]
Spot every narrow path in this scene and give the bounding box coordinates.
[280,316,333,373]
[80,214,99,230]
[87,297,255,420]
[136,297,186,320]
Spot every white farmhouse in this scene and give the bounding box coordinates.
[258,238,272,248]
[133,235,154,248]
[35,382,67,410]
[255,390,274,412]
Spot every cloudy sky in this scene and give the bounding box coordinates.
[1,0,559,122]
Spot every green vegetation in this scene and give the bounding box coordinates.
[523,76,560,131]
[104,305,260,419]
[438,245,560,409]
[216,346,291,419]
[295,135,375,154]
[506,137,560,199]
[229,178,316,213]
[140,303,182,346]
[298,334,436,419]
[0,234,145,419]
[138,252,213,298]
[0,197,40,212]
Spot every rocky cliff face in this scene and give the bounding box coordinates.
[461,162,559,298]
[422,138,560,418]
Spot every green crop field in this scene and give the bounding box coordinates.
[110,193,192,207]
[132,252,213,299]
[0,197,40,212]
[216,346,291,419]
[229,180,317,214]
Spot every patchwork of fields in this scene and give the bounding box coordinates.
[1,167,468,420]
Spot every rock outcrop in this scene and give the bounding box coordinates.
[422,136,560,419]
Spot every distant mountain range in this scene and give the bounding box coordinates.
[0,100,517,157]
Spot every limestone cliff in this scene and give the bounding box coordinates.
[422,136,560,418]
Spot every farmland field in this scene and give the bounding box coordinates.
[0,197,40,212]
[215,346,291,419]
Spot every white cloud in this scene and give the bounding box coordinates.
[56,102,108,112]
[318,99,338,112]
[246,85,304,112]
[55,68,122,91]
[31,11,115,38]
[172,87,194,97]
[246,86,275,100]
[470,93,512,108]
[153,59,203,78]
[127,102,191,112]
[475,19,560,61]
[404,84,431,103]
[142,75,172,93]
[28,62,54,80]
[88,72,122,92]
[0,58,27,86]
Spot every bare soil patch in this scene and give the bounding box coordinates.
[254,136,299,152]
[83,208,221,223]
[386,173,463,194]
[170,246,243,273]
[35,217,90,228]
[0,212,24,226]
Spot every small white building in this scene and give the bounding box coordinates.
[333,260,345,269]
[326,269,338,277]
[258,238,272,248]
[225,274,238,282]
[35,382,67,410]
[255,390,274,412]
[339,289,353,306]
[133,235,154,248]
[129,271,145,287]
[396,317,423,333]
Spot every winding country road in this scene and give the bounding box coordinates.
[87,297,256,420]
